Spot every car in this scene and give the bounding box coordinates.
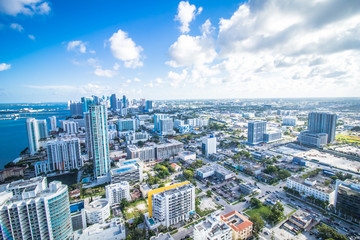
[264,232,269,235]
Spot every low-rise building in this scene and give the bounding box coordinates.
[288,210,313,229]
[193,211,232,240]
[127,145,156,163]
[196,164,235,181]
[140,183,152,198]
[178,151,196,161]
[0,167,26,182]
[110,158,143,183]
[238,183,260,195]
[170,163,181,172]
[220,210,253,240]
[76,217,126,240]
[263,131,282,143]
[155,139,183,160]
[150,233,174,240]
[298,131,328,147]
[287,176,335,204]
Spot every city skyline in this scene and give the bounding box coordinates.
[1,0,360,103]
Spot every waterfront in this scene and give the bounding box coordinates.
[0,103,69,169]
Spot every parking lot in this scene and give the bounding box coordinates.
[205,176,244,203]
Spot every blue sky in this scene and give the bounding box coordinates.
[1,0,360,103]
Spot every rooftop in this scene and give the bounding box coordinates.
[85,199,109,212]
[221,211,253,233]
[289,175,335,193]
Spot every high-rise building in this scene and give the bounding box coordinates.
[117,118,137,131]
[154,114,168,132]
[81,97,94,114]
[145,100,153,112]
[0,177,72,240]
[122,95,127,108]
[307,112,337,143]
[86,105,110,179]
[46,138,83,171]
[155,139,184,160]
[49,116,57,131]
[159,118,174,135]
[148,182,195,228]
[282,117,297,126]
[110,94,118,111]
[335,180,360,221]
[202,136,217,156]
[37,119,48,139]
[26,118,40,155]
[70,101,83,117]
[106,182,131,205]
[247,121,267,144]
[62,120,79,134]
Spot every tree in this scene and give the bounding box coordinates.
[250,198,262,208]
[206,190,213,197]
[249,215,264,233]
[277,170,291,180]
[183,170,194,180]
[120,198,130,209]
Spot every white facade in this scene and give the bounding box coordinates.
[179,151,196,161]
[283,117,297,126]
[26,118,40,155]
[0,177,72,240]
[299,131,328,147]
[159,118,174,136]
[46,138,83,171]
[110,158,143,183]
[63,120,79,134]
[106,182,131,205]
[126,131,149,144]
[127,145,156,163]
[85,199,110,224]
[151,183,195,227]
[287,178,335,204]
[202,136,217,156]
[194,211,232,240]
[49,116,57,131]
[174,119,184,129]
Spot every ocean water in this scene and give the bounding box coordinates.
[0,103,70,169]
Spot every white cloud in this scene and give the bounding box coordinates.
[113,62,120,70]
[67,41,87,53]
[0,0,51,16]
[167,33,216,68]
[28,34,35,40]
[175,1,202,33]
[109,29,143,68]
[0,63,11,71]
[94,67,117,78]
[133,77,141,82]
[10,23,23,32]
[166,0,360,98]
[155,78,163,84]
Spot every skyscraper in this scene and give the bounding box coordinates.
[110,93,118,111]
[26,118,40,155]
[49,116,57,131]
[159,118,174,136]
[86,104,110,179]
[0,177,72,240]
[70,101,83,117]
[81,97,94,114]
[145,100,153,112]
[154,114,168,132]
[122,95,127,108]
[307,112,337,143]
[247,121,267,144]
[46,138,83,171]
[37,119,48,139]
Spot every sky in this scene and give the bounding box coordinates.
[0,0,360,103]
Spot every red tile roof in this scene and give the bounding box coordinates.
[221,210,253,232]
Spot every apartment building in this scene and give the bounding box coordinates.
[110,158,143,183]
[147,182,195,228]
[193,211,232,240]
[287,176,336,204]
[106,182,131,205]
[0,177,72,240]
[220,211,253,240]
